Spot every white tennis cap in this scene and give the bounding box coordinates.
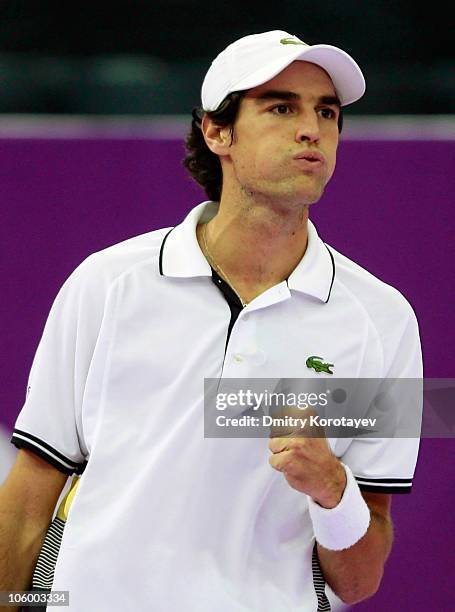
[201,30,365,110]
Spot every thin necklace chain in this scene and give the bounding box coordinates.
[202,223,248,307]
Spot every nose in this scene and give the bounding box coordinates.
[295,111,320,144]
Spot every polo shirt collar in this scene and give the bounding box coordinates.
[287,219,335,303]
[159,201,335,303]
[159,201,215,278]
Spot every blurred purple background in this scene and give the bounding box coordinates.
[1,132,454,609]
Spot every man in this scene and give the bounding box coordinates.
[0,31,422,611]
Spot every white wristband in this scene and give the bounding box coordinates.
[307,463,371,551]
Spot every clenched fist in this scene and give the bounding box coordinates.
[268,408,347,509]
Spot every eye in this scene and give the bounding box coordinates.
[319,107,337,119]
[271,104,293,115]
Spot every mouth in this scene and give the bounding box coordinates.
[293,151,326,164]
[292,151,326,173]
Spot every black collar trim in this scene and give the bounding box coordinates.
[158,228,175,276]
[324,245,336,303]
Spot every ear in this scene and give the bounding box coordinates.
[201,114,232,157]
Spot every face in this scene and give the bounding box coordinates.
[215,61,340,206]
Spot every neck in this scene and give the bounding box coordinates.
[197,192,310,292]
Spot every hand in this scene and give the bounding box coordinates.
[268,407,347,508]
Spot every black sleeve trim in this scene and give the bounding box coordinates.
[355,476,413,484]
[355,475,413,494]
[358,483,412,494]
[11,429,86,475]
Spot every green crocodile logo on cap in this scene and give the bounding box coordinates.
[280,37,307,46]
[306,356,334,374]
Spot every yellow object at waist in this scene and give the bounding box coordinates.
[56,475,80,521]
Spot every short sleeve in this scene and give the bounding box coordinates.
[341,306,423,494]
[11,255,109,475]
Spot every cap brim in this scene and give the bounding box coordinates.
[229,44,365,107]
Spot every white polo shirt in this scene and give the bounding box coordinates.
[12,200,422,612]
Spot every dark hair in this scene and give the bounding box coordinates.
[182,92,343,202]
[182,92,246,202]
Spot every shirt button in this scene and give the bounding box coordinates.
[242,314,249,321]
[233,353,244,363]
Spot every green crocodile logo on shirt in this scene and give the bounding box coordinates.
[306,356,334,374]
[280,37,307,46]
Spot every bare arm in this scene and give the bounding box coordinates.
[0,449,68,612]
[316,492,393,604]
[268,423,394,606]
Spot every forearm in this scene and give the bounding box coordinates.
[268,433,394,604]
[317,510,393,604]
[0,489,48,612]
